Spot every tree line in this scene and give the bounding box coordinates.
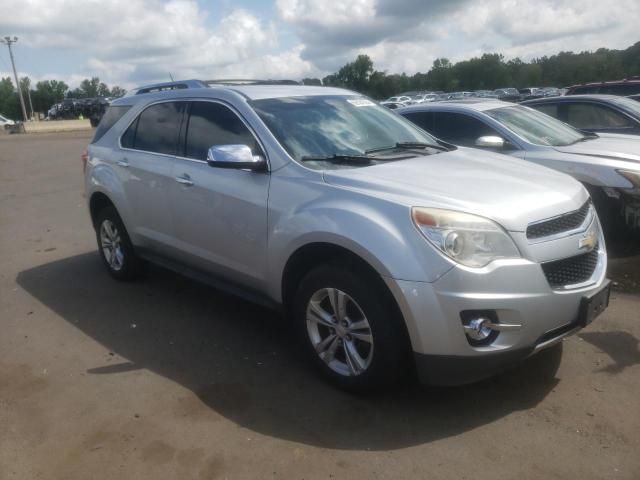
[0,76,126,120]
[304,41,640,99]
[2,41,639,119]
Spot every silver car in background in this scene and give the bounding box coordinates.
[85,82,610,391]
[399,100,640,237]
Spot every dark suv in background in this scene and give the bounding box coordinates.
[522,94,640,135]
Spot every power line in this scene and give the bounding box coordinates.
[0,36,29,121]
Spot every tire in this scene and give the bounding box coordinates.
[95,206,143,280]
[292,263,412,392]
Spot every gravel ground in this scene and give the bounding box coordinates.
[1,131,639,480]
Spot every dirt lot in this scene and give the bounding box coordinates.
[1,131,639,480]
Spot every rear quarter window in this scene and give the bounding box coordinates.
[92,105,131,143]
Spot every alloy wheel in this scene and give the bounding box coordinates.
[306,288,374,376]
[100,219,124,271]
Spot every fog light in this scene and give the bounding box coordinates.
[465,317,494,341]
[460,310,523,347]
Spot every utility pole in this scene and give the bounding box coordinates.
[1,36,29,121]
[24,78,35,118]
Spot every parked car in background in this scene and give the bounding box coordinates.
[493,88,521,102]
[0,113,15,129]
[518,87,544,101]
[539,87,563,97]
[566,77,640,96]
[523,95,640,136]
[48,97,111,125]
[398,100,640,238]
[86,80,610,391]
[411,93,438,104]
[474,90,498,98]
[381,95,412,107]
[381,102,403,110]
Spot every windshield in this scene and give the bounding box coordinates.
[251,95,440,166]
[486,105,587,146]
[613,97,640,117]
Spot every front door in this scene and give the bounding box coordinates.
[169,100,270,290]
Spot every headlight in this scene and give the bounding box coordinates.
[618,170,640,189]
[411,207,521,268]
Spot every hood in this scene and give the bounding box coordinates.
[323,148,587,232]
[553,134,640,163]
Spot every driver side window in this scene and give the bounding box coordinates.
[184,102,262,161]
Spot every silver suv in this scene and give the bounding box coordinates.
[84,80,611,391]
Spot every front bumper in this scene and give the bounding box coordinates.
[384,240,608,385]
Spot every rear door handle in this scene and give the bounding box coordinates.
[116,158,129,167]
[175,174,194,187]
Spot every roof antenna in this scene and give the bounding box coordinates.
[169,73,174,81]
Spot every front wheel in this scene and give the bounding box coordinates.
[293,264,412,392]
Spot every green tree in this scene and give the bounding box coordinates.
[32,80,68,113]
[427,58,457,91]
[110,86,127,97]
[302,78,322,86]
[0,77,19,120]
[79,77,101,97]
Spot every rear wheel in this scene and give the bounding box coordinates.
[95,206,142,280]
[293,264,412,392]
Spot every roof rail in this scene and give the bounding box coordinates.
[127,79,208,96]
[205,79,300,86]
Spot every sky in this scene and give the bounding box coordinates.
[0,0,638,90]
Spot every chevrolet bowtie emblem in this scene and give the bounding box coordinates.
[579,229,597,251]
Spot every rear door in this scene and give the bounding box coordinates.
[168,100,270,290]
[118,101,185,254]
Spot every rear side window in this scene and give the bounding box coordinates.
[566,103,632,129]
[92,105,131,143]
[184,101,261,161]
[122,102,184,155]
[531,103,559,118]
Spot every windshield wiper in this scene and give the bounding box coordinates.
[569,134,599,145]
[365,142,449,154]
[300,154,373,164]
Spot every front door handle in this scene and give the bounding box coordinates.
[175,174,194,187]
[116,158,129,167]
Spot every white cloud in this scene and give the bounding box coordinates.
[0,0,310,87]
[276,0,639,75]
[1,0,639,86]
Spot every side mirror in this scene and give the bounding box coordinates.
[206,145,266,171]
[475,136,505,149]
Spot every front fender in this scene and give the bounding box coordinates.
[266,175,454,301]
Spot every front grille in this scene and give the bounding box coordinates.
[527,201,591,240]
[541,244,600,288]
